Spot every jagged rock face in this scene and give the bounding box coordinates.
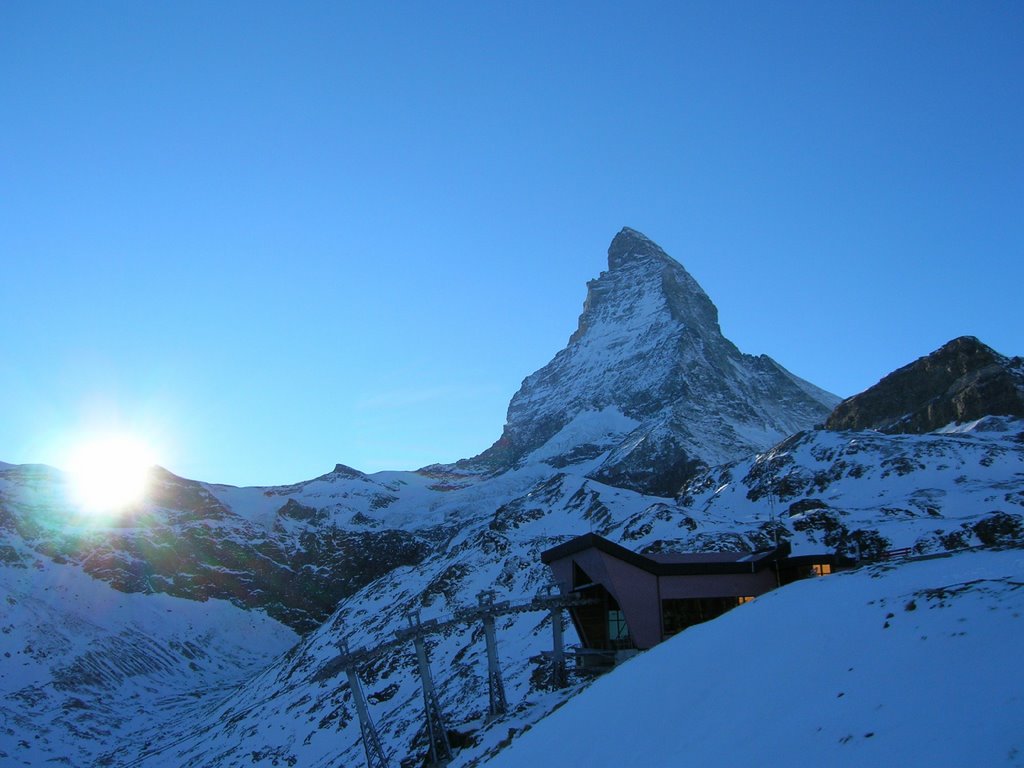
[825,336,1024,434]
[470,227,839,493]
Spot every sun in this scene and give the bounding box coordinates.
[65,433,157,514]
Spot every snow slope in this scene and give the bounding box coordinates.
[0,554,296,767]
[1,421,1020,766]
[485,547,1024,768]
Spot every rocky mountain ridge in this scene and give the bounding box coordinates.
[825,335,1024,434]
[0,464,437,634]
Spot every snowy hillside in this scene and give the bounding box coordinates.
[484,546,1024,768]
[97,417,1022,767]
[677,416,1024,558]
[0,554,296,767]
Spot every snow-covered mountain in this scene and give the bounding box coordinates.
[2,228,1022,767]
[468,227,839,495]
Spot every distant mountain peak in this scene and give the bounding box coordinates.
[607,226,671,270]
[468,228,838,492]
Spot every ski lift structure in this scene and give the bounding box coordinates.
[319,588,595,768]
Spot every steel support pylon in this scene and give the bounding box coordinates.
[549,603,567,688]
[338,641,391,768]
[402,613,453,767]
[477,591,508,719]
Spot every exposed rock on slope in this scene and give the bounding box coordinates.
[678,415,1024,559]
[469,227,839,494]
[825,336,1024,434]
[0,464,433,634]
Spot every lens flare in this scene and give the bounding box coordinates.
[66,433,157,514]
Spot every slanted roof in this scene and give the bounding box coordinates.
[540,533,791,576]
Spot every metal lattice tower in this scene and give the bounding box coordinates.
[338,641,392,768]
[477,591,508,719]
[312,591,599,766]
[539,585,567,689]
[397,612,453,767]
[549,602,567,688]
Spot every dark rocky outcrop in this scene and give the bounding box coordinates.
[825,336,1024,434]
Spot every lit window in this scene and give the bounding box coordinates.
[737,596,755,605]
[608,610,629,642]
[811,563,832,576]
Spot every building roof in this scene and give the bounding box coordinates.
[540,533,794,577]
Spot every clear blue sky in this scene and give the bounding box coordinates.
[2,2,1021,486]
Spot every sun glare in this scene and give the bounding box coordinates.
[66,433,157,514]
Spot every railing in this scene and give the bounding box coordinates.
[883,547,913,560]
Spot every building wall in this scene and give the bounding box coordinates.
[657,570,778,599]
[549,548,783,650]
[549,548,662,649]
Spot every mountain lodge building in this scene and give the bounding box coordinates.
[541,533,841,661]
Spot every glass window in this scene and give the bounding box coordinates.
[661,597,742,637]
[608,609,629,642]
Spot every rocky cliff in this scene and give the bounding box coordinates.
[825,336,1024,434]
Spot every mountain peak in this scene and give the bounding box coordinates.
[607,227,669,270]
[577,227,718,346]
[467,229,838,488]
